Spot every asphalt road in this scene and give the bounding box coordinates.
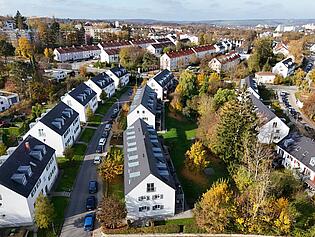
[59,88,132,237]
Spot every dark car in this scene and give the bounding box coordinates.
[89,180,98,194]
[84,213,95,231]
[101,130,109,139]
[86,196,96,211]
[111,112,118,119]
[96,145,103,153]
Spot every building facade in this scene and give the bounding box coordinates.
[0,91,19,112]
[106,66,130,89]
[85,72,115,101]
[272,57,295,78]
[147,69,175,100]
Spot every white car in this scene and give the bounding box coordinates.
[98,138,106,146]
[93,156,102,164]
[104,124,112,130]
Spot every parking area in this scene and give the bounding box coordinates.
[279,90,302,121]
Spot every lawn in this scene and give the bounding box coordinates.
[88,114,103,126]
[79,128,95,143]
[162,107,229,206]
[55,144,87,192]
[37,197,69,237]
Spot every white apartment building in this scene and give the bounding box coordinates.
[53,45,101,62]
[147,41,175,57]
[208,51,241,73]
[147,69,175,100]
[124,119,176,220]
[106,66,130,89]
[272,57,296,78]
[24,102,81,156]
[85,72,115,101]
[160,49,195,71]
[255,72,276,84]
[192,44,216,59]
[100,48,120,64]
[61,83,98,123]
[130,39,157,49]
[273,42,290,57]
[0,136,58,227]
[0,91,19,112]
[276,133,315,190]
[127,86,159,129]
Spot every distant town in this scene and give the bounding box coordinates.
[0,9,315,237]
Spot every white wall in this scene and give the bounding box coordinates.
[147,79,163,100]
[127,104,156,129]
[125,174,175,220]
[258,117,290,144]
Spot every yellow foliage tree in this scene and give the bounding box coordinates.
[194,179,233,233]
[273,197,293,235]
[185,141,209,172]
[44,48,54,62]
[15,36,34,59]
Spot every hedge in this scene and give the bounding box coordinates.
[102,224,181,234]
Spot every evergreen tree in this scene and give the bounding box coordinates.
[14,10,27,30]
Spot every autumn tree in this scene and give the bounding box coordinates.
[79,65,87,77]
[185,141,209,172]
[97,197,126,229]
[119,46,145,70]
[44,48,54,63]
[85,105,94,122]
[31,103,44,119]
[63,146,74,162]
[176,70,197,100]
[288,39,304,65]
[213,88,236,110]
[0,143,7,156]
[34,193,55,230]
[247,37,273,72]
[112,120,124,138]
[302,93,315,121]
[194,179,233,233]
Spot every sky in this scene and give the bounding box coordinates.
[0,0,315,21]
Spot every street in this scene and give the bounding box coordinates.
[59,88,131,237]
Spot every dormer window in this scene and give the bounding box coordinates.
[310,157,315,167]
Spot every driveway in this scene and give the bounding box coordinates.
[60,88,132,237]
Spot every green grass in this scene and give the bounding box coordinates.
[109,175,124,201]
[55,144,87,192]
[79,128,95,143]
[162,107,229,206]
[88,114,103,126]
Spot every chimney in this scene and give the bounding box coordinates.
[24,142,31,153]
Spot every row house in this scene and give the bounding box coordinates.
[272,57,296,78]
[106,66,130,89]
[192,44,216,58]
[0,91,19,112]
[147,41,175,57]
[24,102,81,156]
[53,45,101,62]
[98,41,132,50]
[208,51,241,73]
[241,76,260,99]
[276,133,315,190]
[123,119,176,220]
[130,39,157,49]
[127,85,160,130]
[100,48,120,64]
[0,136,58,227]
[147,69,175,100]
[61,83,98,123]
[85,72,115,101]
[160,49,195,71]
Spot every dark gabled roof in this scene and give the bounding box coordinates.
[250,94,276,122]
[150,41,175,49]
[244,76,259,94]
[109,66,128,78]
[123,119,176,194]
[100,40,131,48]
[278,133,315,173]
[68,83,96,106]
[40,102,79,136]
[104,48,120,55]
[128,85,157,115]
[0,136,55,198]
[281,57,295,69]
[150,69,174,87]
[55,45,100,54]
[90,72,114,89]
[156,38,172,43]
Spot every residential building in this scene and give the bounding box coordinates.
[250,94,290,144]
[273,42,290,57]
[100,48,120,64]
[85,72,115,101]
[44,69,73,82]
[272,57,296,78]
[241,76,260,99]
[61,83,98,123]
[106,66,130,89]
[160,49,195,71]
[98,41,131,50]
[214,42,226,53]
[130,39,157,48]
[53,45,101,62]
[179,34,199,44]
[276,133,315,189]
[146,42,175,57]
[3,20,15,30]
[208,51,241,73]
[0,136,58,227]
[192,44,216,58]
[127,86,161,129]
[24,102,81,156]
[0,91,19,112]
[147,69,175,100]
[255,72,276,84]
[123,119,177,220]
[275,25,297,32]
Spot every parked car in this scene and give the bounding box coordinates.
[104,123,112,130]
[111,112,118,119]
[93,156,102,164]
[89,181,98,194]
[86,196,96,211]
[101,130,109,139]
[84,213,95,231]
[99,138,106,146]
[96,145,103,154]
[113,107,119,113]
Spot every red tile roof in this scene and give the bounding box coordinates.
[193,44,216,53]
[166,49,195,58]
[100,40,131,48]
[216,51,240,64]
[130,38,157,45]
[104,48,120,55]
[55,45,100,54]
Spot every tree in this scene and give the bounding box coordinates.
[247,37,273,72]
[85,105,94,122]
[142,52,158,70]
[0,40,15,62]
[274,74,284,85]
[15,37,34,60]
[112,120,124,138]
[79,65,87,77]
[63,146,74,162]
[288,39,304,65]
[176,70,197,100]
[100,91,108,103]
[119,46,145,70]
[44,48,54,63]
[302,93,315,121]
[262,58,272,72]
[213,88,236,110]
[194,179,233,233]
[272,197,294,235]
[185,141,209,172]
[34,193,55,230]
[309,69,315,83]
[31,103,44,119]
[14,10,27,30]
[122,103,130,113]
[97,197,126,229]
[0,143,7,156]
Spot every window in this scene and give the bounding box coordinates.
[0,194,2,200]
[137,110,139,114]
[147,183,155,192]
[276,130,280,133]
[152,194,163,200]
[38,129,44,137]
[138,196,150,201]
[142,111,145,114]
[139,206,150,212]
[273,122,278,128]
[153,205,164,210]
